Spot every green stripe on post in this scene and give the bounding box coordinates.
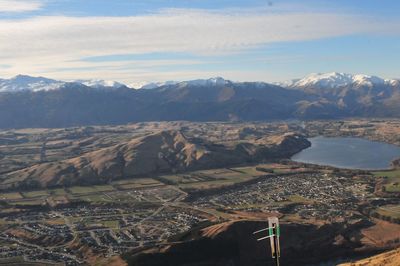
[276,226,280,237]
[269,227,273,236]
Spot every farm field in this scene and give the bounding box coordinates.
[377,205,400,219]
[0,165,273,206]
[373,170,400,192]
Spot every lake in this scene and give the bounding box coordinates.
[291,136,400,170]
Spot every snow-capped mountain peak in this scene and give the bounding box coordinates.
[180,77,230,87]
[388,79,400,86]
[292,72,354,89]
[0,75,131,92]
[352,74,385,86]
[74,79,126,89]
[136,80,179,90]
[0,75,65,92]
[135,77,229,90]
[283,72,393,89]
[1,73,397,93]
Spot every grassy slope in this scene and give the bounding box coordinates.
[339,248,400,266]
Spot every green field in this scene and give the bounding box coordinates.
[157,166,275,191]
[386,182,400,192]
[0,163,300,205]
[372,170,400,192]
[75,194,112,203]
[113,178,163,189]
[22,190,50,198]
[376,205,400,219]
[102,220,119,229]
[159,174,213,185]
[68,185,115,194]
[49,188,68,196]
[373,169,400,178]
[0,257,25,265]
[177,171,255,190]
[0,192,23,200]
[286,194,314,204]
[11,199,44,206]
[232,166,267,176]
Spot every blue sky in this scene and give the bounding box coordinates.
[0,0,399,85]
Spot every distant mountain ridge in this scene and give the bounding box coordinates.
[0,75,65,92]
[279,72,398,89]
[2,73,398,92]
[0,75,237,91]
[0,73,400,128]
[73,79,126,89]
[0,75,128,92]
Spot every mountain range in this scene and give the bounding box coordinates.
[279,72,398,89]
[0,75,127,92]
[0,72,399,128]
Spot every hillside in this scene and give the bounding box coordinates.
[339,247,400,266]
[0,130,310,189]
[124,219,393,266]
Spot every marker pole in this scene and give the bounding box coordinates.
[273,225,280,266]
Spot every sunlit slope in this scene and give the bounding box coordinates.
[0,130,309,189]
[338,248,400,266]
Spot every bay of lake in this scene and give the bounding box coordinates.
[291,136,400,170]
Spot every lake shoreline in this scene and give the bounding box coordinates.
[291,136,400,171]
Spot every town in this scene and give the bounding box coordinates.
[0,162,391,265]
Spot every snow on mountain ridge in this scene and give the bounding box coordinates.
[296,72,354,88]
[388,79,400,86]
[353,74,385,86]
[180,77,230,87]
[0,75,130,92]
[137,80,179,90]
[0,75,65,92]
[137,77,229,90]
[1,74,398,93]
[74,79,125,89]
[283,72,396,89]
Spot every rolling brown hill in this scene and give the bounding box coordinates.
[0,130,310,189]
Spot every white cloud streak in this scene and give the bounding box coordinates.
[0,0,43,13]
[0,8,398,82]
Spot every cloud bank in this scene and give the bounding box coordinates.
[0,0,43,13]
[0,8,398,82]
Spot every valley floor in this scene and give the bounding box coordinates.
[0,120,399,265]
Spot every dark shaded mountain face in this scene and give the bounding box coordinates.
[0,79,400,129]
[293,82,400,118]
[124,220,378,266]
[0,82,308,128]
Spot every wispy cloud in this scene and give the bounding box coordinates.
[0,0,43,13]
[0,7,398,82]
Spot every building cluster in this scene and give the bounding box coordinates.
[194,173,368,221]
[0,189,205,265]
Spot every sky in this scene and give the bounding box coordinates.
[0,0,399,86]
